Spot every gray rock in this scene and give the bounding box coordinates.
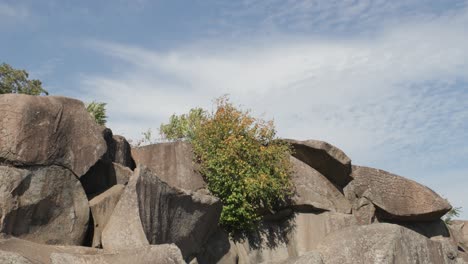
[89,184,125,248]
[0,250,33,264]
[131,141,206,191]
[261,251,323,264]
[0,166,89,245]
[288,212,356,256]
[0,94,107,177]
[80,161,132,198]
[316,223,458,264]
[102,166,222,260]
[50,244,185,264]
[451,221,468,251]
[0,236,99,264]
[196,229,239,264]
[284,139,352,188]
[289,156,351,213]
[107,134,136,169]
[347,166,452,221]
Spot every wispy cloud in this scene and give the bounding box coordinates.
[79,2,468,217]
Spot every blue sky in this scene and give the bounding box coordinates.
[1,0,467,218]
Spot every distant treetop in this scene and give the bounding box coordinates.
[0,63,48,95]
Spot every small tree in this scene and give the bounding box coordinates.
[443,207,462,225]
[0,63,48,95]
[160,96,293,233]
[86,101,107,126]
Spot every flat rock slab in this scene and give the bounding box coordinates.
[0,236,100,264]
[0,166,89,245]
[102,166,222,260]
[290,156,351,213]
[0,94,107,177]
[316,223,457,264]
[284,139,352,188]
[89,184,125,248]
[131,141,206,191]
[50,244,185,264]
[262,251,324,264]
[347,166,452,221]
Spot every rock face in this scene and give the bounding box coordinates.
[450,221,468,252]
[50,244,185,264]
[80,162,132,198]
[262,251,324,264]
[285,139,352,188]
[0,236,100,264]
[89,184,125,248]
[347,166,452,221]
[131,141,206,191]
[102,166,222,260]
[289,156,351,213]
[0,166,89,245]
[106,134,136,169]
[316,223,457,264]
[0,94,107,177]
[0,250,33,264]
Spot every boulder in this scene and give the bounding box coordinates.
[196,229,239,264]
[0,165,89,245]
[261,251,323,264]
[316,223,458,264]
[288,212,356,256]
[0,94,107,177]
[0,235,99,264]
[89,184,125,248]
[102,166,222,260]
[451,221,468,249]
[0,250,33,264]
[102,128,135,169]
[131,141,206,191]
[289,156,351,213]
[284,139,352,188]
[50,244,185,264]
[347,166,452,221]
[80,161,132,198]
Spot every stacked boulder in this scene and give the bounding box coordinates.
[0,94,466,264]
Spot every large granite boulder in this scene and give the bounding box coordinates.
[80,161,132,198]
[102,166,222,260]
[50,244,185,264]
[284,139,352,188]
[131,141,206,191]
[0,250,33,264]
[261,251,324,264]
[0,236,99,264]
[346,166,452,221]
[316,223,458,264]
[89,184,125,248]
[0,94,107,177]
[0,166,89,245]
[289,156,351,213]
[288,212,356,256]
[105,131,136,169]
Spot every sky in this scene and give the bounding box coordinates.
[1,0,467,218]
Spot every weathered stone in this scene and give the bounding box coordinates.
[102,128,135,169]
[288,212,356,256]
[0,166,89,245]
[102,166,222,260]
[0,94,107,177]
[89,184,125,248]
[451,221,468,250]
[261,251,323,264]
[50,244,185,264]
[347,166,452,221]
[196,229,239,264]
[0,236,99,264]
[131,141,206,191]
[284,139,352,188]
[0,250,33,264]
[289,156,351,213]
[316,223,458,264]
[80,162,132,198]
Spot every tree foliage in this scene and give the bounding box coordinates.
[86,101,107,126]
[443,206,462,225]
[0,63,48,95]
[160,96,292,233]
[159,108,207,140]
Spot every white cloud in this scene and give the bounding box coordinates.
[80,4,468,218]
[0,3,29,22]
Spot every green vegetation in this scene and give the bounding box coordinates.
[160,96,292,233]
[443,206,462,225]
[86,101,107,126]
[0,63,48,95]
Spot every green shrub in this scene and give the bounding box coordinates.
[443,206,462,225]
[160,108,207,140]
[86,101,107,126]
[160,96,292,233]
[0,63,48,95]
